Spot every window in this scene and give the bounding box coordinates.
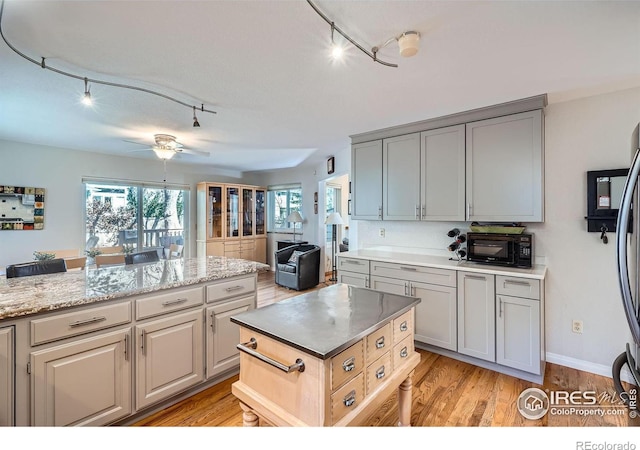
[267,184,302,231]
[84,178,190,256]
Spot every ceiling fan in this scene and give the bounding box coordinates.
[125,134,210,160]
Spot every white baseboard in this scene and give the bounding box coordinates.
[546,352,637,386]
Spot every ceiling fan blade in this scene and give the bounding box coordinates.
[181,148,210,157]
[122,139,149,146]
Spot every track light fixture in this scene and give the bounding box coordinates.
[0,0,216,125]
[307,0,420,68]
[81,77,92,106]
[193,105,200,128]
[330,22,344,60]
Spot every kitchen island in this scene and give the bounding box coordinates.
[231,284,421,426]
[0,256,269,426]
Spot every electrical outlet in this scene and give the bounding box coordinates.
[572,320,583,334]
[379,228,385,237]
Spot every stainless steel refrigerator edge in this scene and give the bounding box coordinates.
[613,123,640,405]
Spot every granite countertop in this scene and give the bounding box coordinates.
[0,256,269,321]
[339,249,547,280]
[230,283,420,360]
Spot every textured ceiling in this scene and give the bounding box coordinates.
[1,0,639,173]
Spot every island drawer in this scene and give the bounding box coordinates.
[207,275,256,303]
[136,286,204,320]
[365,323,391,364]
[496,276,540,300]
[331,340,364,391]
[337,257,369,275]
[31,302,131,345]
[365,352,392,396]
[370,261,456,287]
[393,335,415,371]
[393,310,414,344]
[331,372,364,425]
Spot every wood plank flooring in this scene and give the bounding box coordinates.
[133,270,639,427]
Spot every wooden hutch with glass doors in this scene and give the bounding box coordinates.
[196,182,267,264]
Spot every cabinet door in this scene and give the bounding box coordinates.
[136,310,203,410]
[421,125,466,221]
[383,133,421,221]
[242,187,254,237]
[255,188,266,237]
[239,239,256,261]
[412,282,457,351]
[457,272,495,362]
[0,326,13,426]
[351,140,383,220]
[31,328,131,426]
[369,275,408,296]
[466,110,544,222]
[337,271,368,288]
[206,295,255,379]
[208,184,224,240]
[226,186,241,239]
[254,237,267,264]
[496,295,541,374]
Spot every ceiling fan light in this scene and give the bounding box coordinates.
[152,146,175,160]
[398,31,420,57]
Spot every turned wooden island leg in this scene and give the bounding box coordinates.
[397,371,414,427]
[239,402,260,427]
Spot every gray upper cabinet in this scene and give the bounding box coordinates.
[466,110,544,222]
[383,133,421,221]
[421,124,466,221]
[351,140,383,220]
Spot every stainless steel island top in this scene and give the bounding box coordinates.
[230,283,420,360]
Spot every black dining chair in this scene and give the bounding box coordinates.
[5,258,67,278]
[125,250,160,265]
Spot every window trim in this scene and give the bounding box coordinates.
[267,183,302,232]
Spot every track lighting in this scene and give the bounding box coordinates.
[81,77,92,106]
[307,0,420,68]
[193,105,200,128]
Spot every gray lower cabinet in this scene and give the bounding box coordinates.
[351,140,383,220]
[206,295,254,379]
[0,326,14,426]
[30,328,132,426]
[496,295,541,374]
[135,309,203,410]
[337,271,368,288]
[412,282,457,351]
[457,271,496,362]
[337,257,370,288]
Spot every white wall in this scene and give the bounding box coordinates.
[0,140,245,268]
[356,87,640,375]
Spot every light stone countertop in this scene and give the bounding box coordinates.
[338,249,547,280]
[0,256,269,321]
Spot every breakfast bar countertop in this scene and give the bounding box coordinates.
[230,283,421,360]
[0,256,269,321]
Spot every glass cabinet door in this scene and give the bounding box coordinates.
[242,188,254,237]
[226,186,240,238]
[208,185,223,239]
[255,188,265,236]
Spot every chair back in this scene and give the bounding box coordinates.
[168,244,184,259]
[95,254,125,268]
[64,256,87,271]
[6,258,67,278]
[125,250,160,265]
[37,249,79,259]
[96,246,123,255]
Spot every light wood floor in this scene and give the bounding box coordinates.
[133,271,639,427]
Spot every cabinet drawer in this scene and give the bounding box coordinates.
[31,302,131,345]
[331,372,364,425]
[365,352,392,396]
[206,276,256,303]
[136,286,204,320]
[337,257,369,275]
[393,310,413,344]
[370,261,455,287]
[330,340,364,391]
[365,323,391,364]
[224,241,241,250]
[496,276,540,300]
[393,335,415,371]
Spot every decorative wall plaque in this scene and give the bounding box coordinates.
[0,185,45,230]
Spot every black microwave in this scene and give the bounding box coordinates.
[466,233,534,268]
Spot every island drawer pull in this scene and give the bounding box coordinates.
[399,321,408,332]
[400,346,408,358]
[225,285,244,292]
[343,390,356,407]
[162,297,188,307]
[342,356,356,372]
[375,336,385,349]
[237,338,305,373]
[376,366,386,379]
[69,316,107,328]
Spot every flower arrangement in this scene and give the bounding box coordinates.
[85,248,103,258]
[33,251,55,261]
[121,244,135,255]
